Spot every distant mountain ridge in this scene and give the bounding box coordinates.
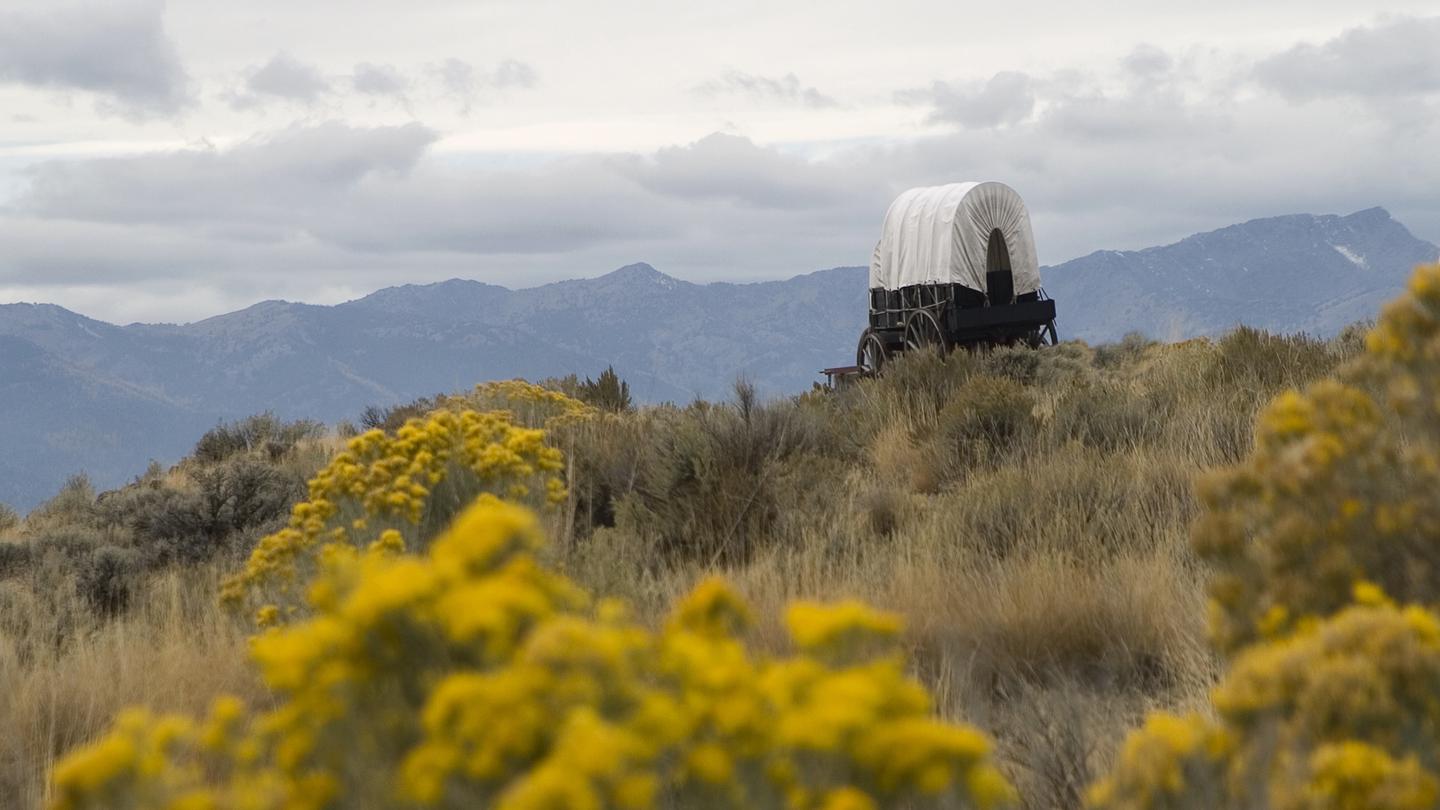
[2,207,1435,510]
[1042,207,1439,341]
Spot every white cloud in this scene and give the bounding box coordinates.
[693,71,837,108]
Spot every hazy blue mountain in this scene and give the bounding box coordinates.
[1,207,1434,510]
[0,334,210,510]
[0,264,866,510]
[1043,207,1439,342]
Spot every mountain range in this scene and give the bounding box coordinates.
[2,206,1435,510]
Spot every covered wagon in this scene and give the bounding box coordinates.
[856,181,1058,374]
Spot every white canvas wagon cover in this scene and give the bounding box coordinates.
[868,181,1041,295]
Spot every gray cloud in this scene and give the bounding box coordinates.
[1256,16,1440,102]
[0,1,191,119]
[898,71,1036,128]
[1040,54,1214,144]
[5,15,1440,325]
[4,124,701,260]
[4,104,1438,325]
[6,100,1439,312]
[351,62,409,98]
[218,57,537,113]
[432,57,538,113]
[615,132,867,209]
[434,58,477,97]
[17,122,438,230]
[693,71,838,108]
[1039,93,1211,143]
[226,52,332,109]
[1122,44,1175,80]
[899,47,1217,142]
[492,59,539,90]
[0,125,879,300]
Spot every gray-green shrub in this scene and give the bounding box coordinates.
[193,412,324,463]
[76,546,142,617]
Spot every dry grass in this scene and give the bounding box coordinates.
[0,328,1360,809]
[0,566,261,809]
[545,331,1355,806]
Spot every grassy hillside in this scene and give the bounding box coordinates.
[0,323,1371,809]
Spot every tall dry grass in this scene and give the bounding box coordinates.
[0,326,1360,809]
[0,565,260,808]
[552,329,1357,805]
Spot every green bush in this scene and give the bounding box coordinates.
[1051,380,1159,452]
[923,444,1195,561]
[76,545,142,617]
[100,458,303,565]
[25,474,98,531]
[978,344,1044,386]
[859,487,904,537]
[1204,326,1340,396]
[931,373,1037,481]
[868,348,978,423]
[1031,341,1097,388]
[618,381,820,564]
[559,417,647,537]
[1094,332,1154,369]
[1330,319,1372,361]
[0,541,30,579]
[575,366,633,412]
[192,458,303,538]
[29,526,106,565]
[193,412,325,463]
[357,395,457,434]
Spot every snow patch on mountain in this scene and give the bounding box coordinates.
[1331,244,1368,269]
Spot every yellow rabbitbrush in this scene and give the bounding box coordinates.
[54,416,1013,809]
[1090,264,1440,809]
[1195,263,1440,653]
[222,403,570,625]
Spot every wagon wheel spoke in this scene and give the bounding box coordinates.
[903,310,949,354]
[856,330,887,375]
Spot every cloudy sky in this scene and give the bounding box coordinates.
[1,0,1437,324]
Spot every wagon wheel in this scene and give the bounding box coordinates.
[904,310,950,354]
[856,330,888,375]
[1023,319,1059,349]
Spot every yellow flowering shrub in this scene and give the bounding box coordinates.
[1091,600,1440,810]
[1195,264,1440,653]
[1092,265,1440,809]
[56,430,1012,808]
[221,408,567,621]
[1085,713,1230,810]
[457,379,597,429]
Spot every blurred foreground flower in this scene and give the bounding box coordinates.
[1092,265,1440,808]
[55,400,1011,810]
